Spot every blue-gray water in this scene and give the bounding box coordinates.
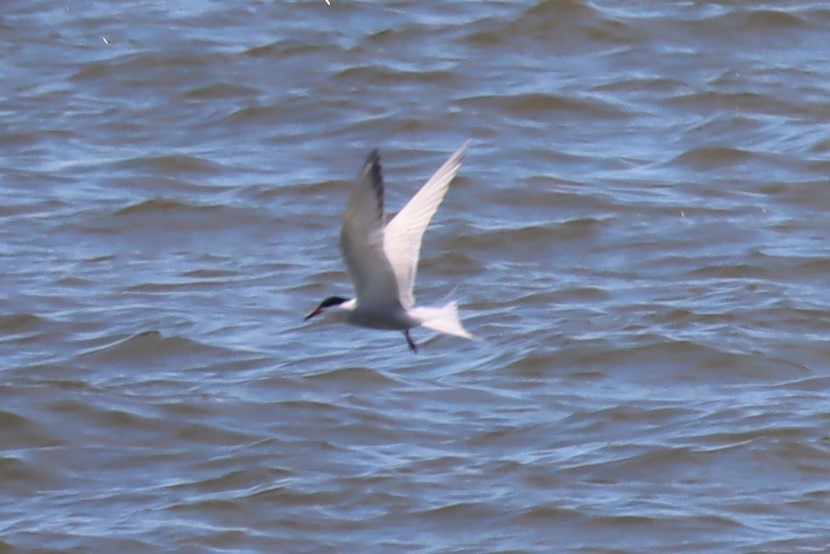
[2,1,830,552]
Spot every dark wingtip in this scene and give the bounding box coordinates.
[366,148,380,165]
[366,150,382,183]
[362,148,384,216]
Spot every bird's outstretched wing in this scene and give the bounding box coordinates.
[383,141,470,309]
[339,149,403,311]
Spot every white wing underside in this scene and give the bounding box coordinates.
[339,141,470,311]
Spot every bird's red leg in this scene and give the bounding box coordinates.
[404,330,418,353]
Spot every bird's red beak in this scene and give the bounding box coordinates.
[304,307,323,321]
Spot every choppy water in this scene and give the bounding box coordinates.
[3,1,830,552]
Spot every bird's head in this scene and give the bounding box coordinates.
[304,295,350,321]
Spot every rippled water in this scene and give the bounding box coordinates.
[3,1,830,552]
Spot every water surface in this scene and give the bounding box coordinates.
[2,1,830,552]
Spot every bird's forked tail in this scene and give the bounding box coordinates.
[411,301,473,339]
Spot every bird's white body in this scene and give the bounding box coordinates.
[306,141,473,351]
[325,298,416,330]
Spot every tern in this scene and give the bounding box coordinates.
[304,141,473,352]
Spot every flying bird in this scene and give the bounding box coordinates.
[304,141,473,352]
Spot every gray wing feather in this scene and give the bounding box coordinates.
[339,149,403,310]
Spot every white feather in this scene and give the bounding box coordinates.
[384,140,470,309]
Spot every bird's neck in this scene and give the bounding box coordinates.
[327,298,356,324]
